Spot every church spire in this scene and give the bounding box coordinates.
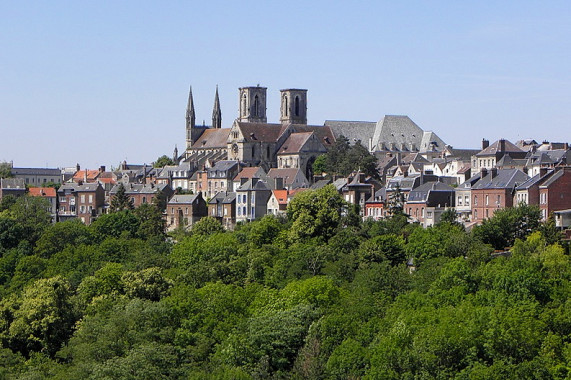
[186,85,196,149]
[212,85,222,129]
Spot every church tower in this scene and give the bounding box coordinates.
[212,85,222,129]
[239,86,267,123]
[280,89,307,125]
[185,86,196,149]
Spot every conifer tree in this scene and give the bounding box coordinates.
[110,183,134,212]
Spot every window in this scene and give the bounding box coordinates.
[89,195,93,203]
[242,206,246,216]
[457,195,462,205]
[224,208,227,216]
[421,208,425,218]
[294,96,300,116]
[427,211,432,218]
[185,207,188,215]
[80,195,85,203]
[474,196,478,205]
[253,95,259,116]
[485,195,489,206]
[486,209,489,218]
[474,209,478,219]
[497,195,501,205]
[238,207,241,216]
[465,195,469,205]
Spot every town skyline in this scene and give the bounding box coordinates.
[2,1,570,168]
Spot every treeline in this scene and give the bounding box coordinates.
[0,186,569,379]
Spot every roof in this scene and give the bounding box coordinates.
[367,187,388,203]
[271,190,289,205]
[190,128,231,149]
[540,168,569,188]
[371,115,447,153]
[209,191,236,204]
[234,167,266,182]
[28,187,57,197]
[310,179,331,189]
[324,120,376,147]
[515,170,553,190]
[290,125,336,148]
[278,132,313,154]
[168,194,202,204]
[11,167,61,176]
[207,160,239,178]
[236,179,271,192]
[448,148,480,161]
[109,183,169,195]
[0,178,26,189]
[267,168,304,185]
[73,170,100,181]
[472,169,529,190]
[387,175,421,191]
[407,181,454,202]
[58,182,103,193]
[236,122,287,143]
[476,139,524,157]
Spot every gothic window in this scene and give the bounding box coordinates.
[253,95,259,117]
[284,96,288,116]
[242,94,247,116]
[251,145,255,158]
[295,96,300,116]
[266,146,270,158]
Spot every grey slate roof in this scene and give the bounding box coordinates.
[109,183,169,195]
[324,120,376,147]
[310,179,331,190]
[236,179,271,192]
[168,194,202,204]
[209,191,236,204]
[372,116,447,153]
[407,181,454,202]
[0,178,26,189]
[472,169,529,190]
[540,169,565,188]
[387,175,421,191]
[11,167,61,176]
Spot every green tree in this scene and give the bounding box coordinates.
[34,219,92,258]
[121,267,173,301]
[312,154,327,175]
[153,155,175,168]
[91,210,139,239]
[0,217,25,250]
[134,203,166,239]
[7,276,76,357]
[152,188,168,212]
[0,162,13,178]
[192,216,224,236]
[110,183,134,212]
[9,195,52,244]
[287,185,346,242]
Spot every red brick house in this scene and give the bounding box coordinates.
[539,166,571,220]
[166,193,208,230]
[405,181,455,227]
[57,182,105,225]
[109,183,174,209]
[28,187,57,222]
[471,168,529,222]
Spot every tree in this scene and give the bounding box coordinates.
[134,203,166,239]
[287,185,346,242]
[387,185,406,216]
[312,154,327,176]
[0,162,13,178]
[9,195,52,243]
[34,219,92,258]
[151,188,168,212]
[91,210,140,239]
[110,183,134,212]
[321,137,379,179]
[192,216,224,236]
[438,208,460,226]
[153,155,174,168]
[7,276,76,357]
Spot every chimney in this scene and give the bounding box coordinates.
[84,169,88,183]
[480,168,488,178]
[274,177,284,190]
[539,167,548,177]
[99,165,105,173]
[499,139,506,152]
[252,177,259,187]
[76,163,80,172]
[482,139,489,150]
[396,152,402,166]
[490,168,498,178]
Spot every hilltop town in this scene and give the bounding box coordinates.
[1,85,570,237]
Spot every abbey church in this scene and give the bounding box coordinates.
[181,85,449,180]
[183,85,335,180]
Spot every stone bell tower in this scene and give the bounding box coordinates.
[280,89,307,125]
[238,86,267,123]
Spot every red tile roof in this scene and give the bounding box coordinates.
[28,187,56,197]
[278,132,313,154]
[272,190,289,205]
[73,170,100,181]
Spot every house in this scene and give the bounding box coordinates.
[109,183,174,209]
[276,131,328,181]
[514,168,553,206]
[0,178,26,201]
[166,193,208,230]
[554,209,571,230]
[28,187,57,222]
[339,172,376,217]
[538,167,571,220]
[73,167,104,184]
[205,160,240,198]
[57,182,105,225]
[232,167,267,191]
[471,168,529,222]
[11,167,62,185]
[405,181,455,227]
[472,139,526,171]
[267,189,289,216]
[266,168,309,190]
[235,178,272,222]
[455,173,482,222]
[208,191,236,229]
[365,187,388,220]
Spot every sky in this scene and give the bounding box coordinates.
[1,1,570,169]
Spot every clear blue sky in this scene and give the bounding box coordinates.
[1,1,570,169]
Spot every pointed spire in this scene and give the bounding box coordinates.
[212,85,222,129]
[186,85,196,130]
[173,145,179,165]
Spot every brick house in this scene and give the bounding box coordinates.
[365,187,388,220]
[208,191,236,229]
[405,181,455,227]
[57,182,105,225]
[472,139,526,171]
[471,168,529,222]
[166,193,208,230]
[538,167,571,220]
[109,183,174,209]
[28,187,57,222]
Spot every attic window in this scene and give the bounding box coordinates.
[250,132,256,140]
[202,140,207,145]
[283,146,288,151]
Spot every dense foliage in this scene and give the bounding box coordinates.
[314,136,379,179]
[0,193,569,379]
